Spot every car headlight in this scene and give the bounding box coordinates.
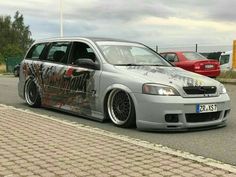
[219,84,227,94]
[143,84,180,96]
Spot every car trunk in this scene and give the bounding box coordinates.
[194,59,220,71]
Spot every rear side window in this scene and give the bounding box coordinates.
[26,43,47,60]
[165,53,178,62]
[46,42,70,64]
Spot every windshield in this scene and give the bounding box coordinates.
[182,52,207,60]
[96,41,171,66]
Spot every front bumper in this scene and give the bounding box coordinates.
[133,93,230,131]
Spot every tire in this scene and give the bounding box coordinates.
[107,89,136,128]
[24,79,41,107]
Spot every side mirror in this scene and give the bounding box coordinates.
[75,58,99,70]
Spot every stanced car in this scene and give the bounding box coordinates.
[160,51,220,78]
[18,37,230,131]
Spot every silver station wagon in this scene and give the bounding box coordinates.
[18,37,230,131]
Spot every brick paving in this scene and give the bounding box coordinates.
[0,105,236,177]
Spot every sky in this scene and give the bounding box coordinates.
[1,0,236,52]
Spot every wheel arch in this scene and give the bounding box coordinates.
[102,84,138,121]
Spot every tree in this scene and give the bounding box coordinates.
[0,11,33,62]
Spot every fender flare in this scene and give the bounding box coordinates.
[101,84,138,117]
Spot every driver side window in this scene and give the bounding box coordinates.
[70,42,97,65]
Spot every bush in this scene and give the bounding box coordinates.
[0,53,5,64]
[218,70,236,79]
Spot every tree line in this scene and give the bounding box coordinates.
[0,11,33,64]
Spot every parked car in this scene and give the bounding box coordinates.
[13,64,20,77]
[160,51,220,77]
[219,51,232,71]
[18,37,230,131]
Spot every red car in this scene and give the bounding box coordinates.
[160,51,220,77]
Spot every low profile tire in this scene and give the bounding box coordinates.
[24,79,41,107]
[107,89,136,128]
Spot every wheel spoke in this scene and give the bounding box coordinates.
[108,90,132,124]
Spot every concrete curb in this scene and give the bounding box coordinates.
[217,78,236,84]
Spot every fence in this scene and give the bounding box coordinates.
[151,44,232,53]
[5,56,23,73]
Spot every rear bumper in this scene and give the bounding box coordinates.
[195,70,220,77]
[133,93,230,131]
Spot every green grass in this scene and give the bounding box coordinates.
[218,70,236,79]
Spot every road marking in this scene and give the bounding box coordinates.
[1,104,236,173]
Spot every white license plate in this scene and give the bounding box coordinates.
[205,64,214,69]
[196,104,217,113]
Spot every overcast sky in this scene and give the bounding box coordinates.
[1,0,236,51]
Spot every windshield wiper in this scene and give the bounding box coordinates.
[114,64,143,66]
[145,64,170,67]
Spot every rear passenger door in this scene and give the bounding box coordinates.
[41,42,72,107]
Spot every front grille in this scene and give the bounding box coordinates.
[183,86,216,95]
[186,111,221,123]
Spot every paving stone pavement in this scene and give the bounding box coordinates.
[0,105,236,177]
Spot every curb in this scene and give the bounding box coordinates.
[217,78,236,84]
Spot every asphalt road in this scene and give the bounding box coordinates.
[1,75,236,165]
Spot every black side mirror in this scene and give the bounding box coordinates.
[75,58,99,70]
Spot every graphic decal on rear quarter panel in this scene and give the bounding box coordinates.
[22,61,96,116]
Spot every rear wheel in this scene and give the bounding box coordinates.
[25,79,41,107]
[107,89,135,128]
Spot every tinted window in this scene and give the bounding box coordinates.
[70,42,97,65]
[26,43,47,60]
[46,42,70,63]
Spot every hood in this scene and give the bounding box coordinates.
[115,65,218,87]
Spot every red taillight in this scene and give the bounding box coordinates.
[194,63,201,70]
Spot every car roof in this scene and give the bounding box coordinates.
[34,36,138,44]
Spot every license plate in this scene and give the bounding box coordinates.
[196,104,217,113]
[205,64,214,69]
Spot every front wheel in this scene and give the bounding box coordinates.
[24,79,41,107]
[107,89,136,128]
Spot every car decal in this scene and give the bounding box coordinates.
[126,65,205,86]
[22,61,96,115]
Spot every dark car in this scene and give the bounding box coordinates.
[13,64,20,77]
[160,51,220,78]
